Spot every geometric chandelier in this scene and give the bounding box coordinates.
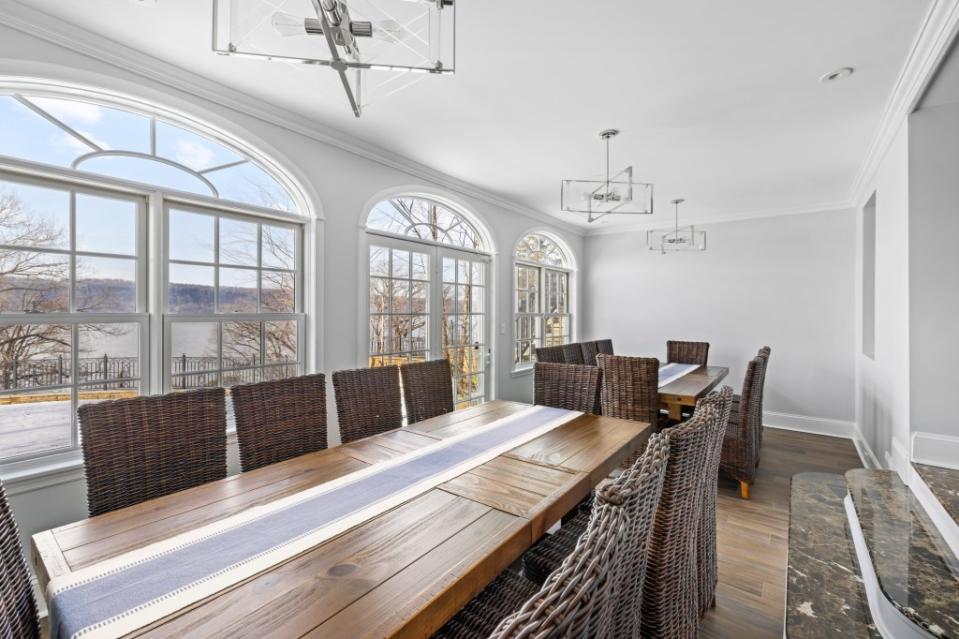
[213,0,456,118]
[561,129,654,223]
[647,198,707,254]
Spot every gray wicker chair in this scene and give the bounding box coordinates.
[666,340,710,367]
[561,343,585,365]
[231,374,328,472]
[596,339,614,356]
[401,359,455,424]
[0,481,39,639]
[694,386,734,615]
[78,388,228,516]
[534,345,566,363]
[332,365,403,443]
[534,363,602,415]
[580,341,601,366]
[640,401,720,639]
[721,355,766,499]
[597,355,673,433]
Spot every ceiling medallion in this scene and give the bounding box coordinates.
[213,0,456,118]
[560,129,654,223]
[647,198,707,254]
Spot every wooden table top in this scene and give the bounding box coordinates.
[659,365,730,406]
[32,400,650,639]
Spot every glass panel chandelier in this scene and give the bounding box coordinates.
[647,198,707,254]
[213,0,456,118]
[560,129,653,224]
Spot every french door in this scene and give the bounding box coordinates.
[367,236,491,407]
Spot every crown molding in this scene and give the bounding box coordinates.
[0,1,587,237]
[849,0,959,206]
[582,200,853,237]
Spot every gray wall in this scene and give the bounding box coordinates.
[584,209,857,424]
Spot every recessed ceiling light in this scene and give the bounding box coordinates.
[820,67,854,83]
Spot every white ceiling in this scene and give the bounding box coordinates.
[16,0,934,228]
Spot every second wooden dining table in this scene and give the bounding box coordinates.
[659,365,729,420]
[33,400,650,639]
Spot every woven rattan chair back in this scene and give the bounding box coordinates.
[232,374,328,472]
[720,357,764,487]
[597,355,660,424]
[561,343,585,365]
[400,359,455,424]
[581,341,601,366]
[0,481,39,639]
[332,365,403,444]
[755,346,771,451]
[596,339,614,356]
[595,432,671,638]
[534,363,603,415]
[534,345,566,363]
[78,387,227,517]
[489,501,631,639]
[666,340,710,367]
[693,386,734,615]
[641,401,718,639]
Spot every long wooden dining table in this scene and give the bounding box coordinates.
[659,365,729,420]
[32,400,650,639]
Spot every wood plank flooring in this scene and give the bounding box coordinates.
[699,427,864,638]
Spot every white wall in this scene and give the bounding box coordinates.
[854,123,912,473]
[583,210,857,429]
[0,23,584,565]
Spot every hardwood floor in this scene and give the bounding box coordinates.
[699,427,864,638]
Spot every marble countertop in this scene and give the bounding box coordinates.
[786,472,879,638]
[914,463,959,527]
[847,469,959,638]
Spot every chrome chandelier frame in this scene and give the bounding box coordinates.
[647,198,707,254]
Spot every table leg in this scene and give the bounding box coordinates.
[667,403,683,421]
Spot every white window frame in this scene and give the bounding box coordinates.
[0,156,310,476]
[512,234,574,373]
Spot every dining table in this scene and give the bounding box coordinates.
[32,400,651,639]
[658,365,730,420]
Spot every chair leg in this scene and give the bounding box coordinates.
[739,481,751,500]
[710,594,717,608]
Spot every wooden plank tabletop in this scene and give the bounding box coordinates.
[32,400,650,639]
[659,365,730,420]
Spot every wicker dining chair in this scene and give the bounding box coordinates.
[666,340,710,367]
[721,356,766,499]
[693,386,734,616]
[641,401,720,639]
[534,345,566,363]
[78,387,228,516]
[534,362,602,415]
[597,355,673,432]
[579,341,597,366]
[231,374,328,472]
[332,365,403,444]
[0,481,40,639]
[400,359,455,425]
[596,339,614,356]
[561,343,585,365]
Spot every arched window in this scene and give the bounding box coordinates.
[513,233,573,370]
[0,89,305,465]
[365,196,491,407]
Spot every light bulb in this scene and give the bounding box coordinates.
[272,11,307,37]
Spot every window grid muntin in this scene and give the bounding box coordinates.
[441,254,486,407]
[365,197,486,252]
[512,260,573,372]
[368,244,431,366]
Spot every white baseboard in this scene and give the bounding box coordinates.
[912,431,959,471]
[853,426,882,469]
[887,437,911,483]
[909,469,959,562]
[763,411,856,438]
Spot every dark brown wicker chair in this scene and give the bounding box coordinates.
[641,401,720,639]
[561,343,585,365]
[597,354,672,432]
[694,386,733,615]
[596,339,614,356]
[400,359,455,425]
[721,356,766,499]
[580,341,601,366]
[534,362,602,415]
[332,365,403,444]
[78,388,227,516]
[0,481,39,639]
[534,345,566,363]
[231,374,328,472]
[666,340,710,367]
